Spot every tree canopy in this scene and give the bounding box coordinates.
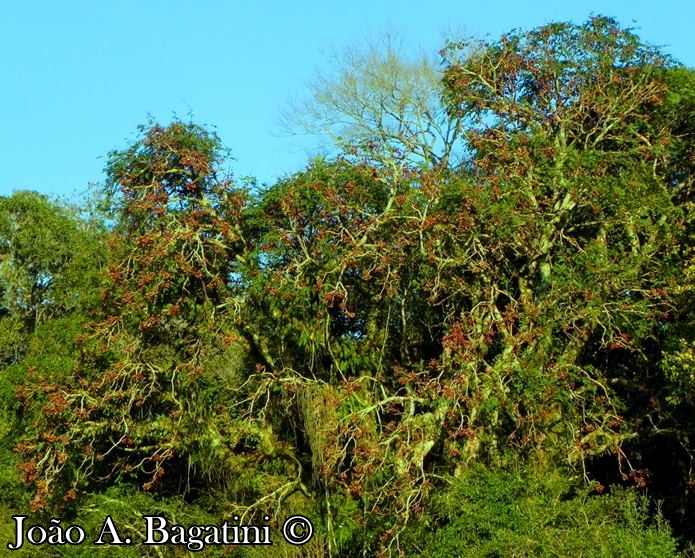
[2,16,695,558]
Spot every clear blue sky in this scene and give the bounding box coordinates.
[1,1,693,201]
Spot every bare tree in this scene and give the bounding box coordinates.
[279,31,466,173]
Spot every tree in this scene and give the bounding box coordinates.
[17,121,287,513]
[647,66,695,537]
[0,191,103,365]
[251,18,688,554]
[432,16,685,467]
[280,32,466,175]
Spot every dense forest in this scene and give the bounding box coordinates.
[2,16,695,557]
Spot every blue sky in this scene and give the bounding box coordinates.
[1,1,693,201]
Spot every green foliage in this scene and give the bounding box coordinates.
[0,191,103,365]
[410,465,678,558]
[660,67,695,202]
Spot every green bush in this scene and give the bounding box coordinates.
[410,465,679,558]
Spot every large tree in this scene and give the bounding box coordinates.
[250,17,688,554]
[16,122,296,514]
[434,14,681,460]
